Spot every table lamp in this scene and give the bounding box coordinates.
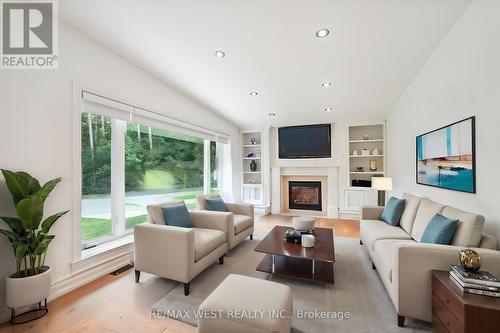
[372,177,392,207]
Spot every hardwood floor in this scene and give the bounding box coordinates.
[0,215,359,333]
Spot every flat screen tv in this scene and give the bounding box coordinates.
[278,124,331,159]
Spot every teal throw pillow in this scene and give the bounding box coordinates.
[205,197,229,212]
[380,197,406,226]
[421,214,458,245]
[161,203,193,228]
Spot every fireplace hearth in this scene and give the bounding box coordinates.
[288,181,322,211]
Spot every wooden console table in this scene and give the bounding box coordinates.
[432,270,500,333]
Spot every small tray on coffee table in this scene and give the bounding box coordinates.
[254,225,335,284]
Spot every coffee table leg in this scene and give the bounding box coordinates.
[272,254,275,274]
[312,259,315,275]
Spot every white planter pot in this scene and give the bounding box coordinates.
[6,267,51,309]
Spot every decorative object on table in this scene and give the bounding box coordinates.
[246,152,255,158]
[250,137,256,145]
[371,177,392,206]
[356,166,364,172]
[0,169,69,324]
[250,160,257,172]
[352,150,359,156]
[459,249,482,272]
[369,160,378,171]
[449,264,500,297]
[292,216,315,231]
[371,148,379,155]
[301,234,315,248]
[416,116,476,193]
[363,134,370,140]
[283,228,303,244]
[361,148,370,156]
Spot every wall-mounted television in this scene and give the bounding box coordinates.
[278,124,331,159]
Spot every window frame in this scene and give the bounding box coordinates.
[73,83,228,260]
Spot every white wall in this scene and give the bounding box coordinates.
[387,0,500,241]
[0,20,240,322]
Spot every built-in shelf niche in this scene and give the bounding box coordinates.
[348,124,385,187]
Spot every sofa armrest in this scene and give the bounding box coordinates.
[225,202,254,219]
[134,224,194,282]
[361,206,384,220]
[190,210,233,235]
[392,242,500,322]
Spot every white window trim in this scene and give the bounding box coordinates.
[72,81,228,265]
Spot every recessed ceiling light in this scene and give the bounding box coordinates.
[215,50,225,58]
[324,107,333,112]
[315,29,330,38]
[250,92,258,96]
[268,113,276,117]
[322,81,332,87]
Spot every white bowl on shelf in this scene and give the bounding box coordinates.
[292,216,315,231]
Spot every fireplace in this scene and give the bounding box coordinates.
[288,181,322,211]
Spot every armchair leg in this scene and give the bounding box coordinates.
[184,283,190,296]
[134,270,140,283]
[250,234,253,240]
[397,315,405,327]
[219,256,224,265]
[372,262,376,270]
[359,239,363,245]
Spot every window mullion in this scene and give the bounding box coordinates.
[112,119,126,236]
[203,140,210,194]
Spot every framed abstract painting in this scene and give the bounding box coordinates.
[416,117,476,193]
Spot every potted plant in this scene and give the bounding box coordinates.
[0,169,68,323]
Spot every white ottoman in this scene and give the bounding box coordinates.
[197,274,293,333]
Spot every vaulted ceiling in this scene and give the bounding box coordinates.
[59,0,471,128]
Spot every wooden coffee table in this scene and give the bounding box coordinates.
[254,226,335,284]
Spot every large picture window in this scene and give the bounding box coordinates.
[80,108,228,248]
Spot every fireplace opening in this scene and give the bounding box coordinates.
[288,181,322,211]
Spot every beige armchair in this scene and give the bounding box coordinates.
[196,194,254,250]
[134,200,230,296]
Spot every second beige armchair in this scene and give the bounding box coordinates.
[196,194,254,250]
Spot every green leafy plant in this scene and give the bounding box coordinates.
[0,169,68,277]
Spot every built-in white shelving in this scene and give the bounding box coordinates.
[241,130,270,213]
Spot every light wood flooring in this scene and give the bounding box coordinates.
[0,215,359,333]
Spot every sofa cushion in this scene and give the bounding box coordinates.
[161,203,193,228]
[373,239,417,283]
[442,207,485,247]
[196,193,221,210]
[194,228,226,261]
[380,197,406,226]
[421,214,459,245]
[234,214,252,234]
[410,198,446,242]
[147,200,184,225]
[399,193,422,234]
[205,197,229,212]
[360,220,412,251]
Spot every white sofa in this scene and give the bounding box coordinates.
[196,194,254,250]
[134,200,230,296]
[360,193,500,327]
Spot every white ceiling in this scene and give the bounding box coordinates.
[59,0,471,128]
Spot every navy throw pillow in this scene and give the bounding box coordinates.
[421,214,458,245]
[205,197,229,212]
[380,197,406,226]
[161,203,193,228]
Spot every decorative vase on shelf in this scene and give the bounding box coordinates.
[363,134,370,140]
[246,152,255,158]
[250,138,256,145]
[369,160,378,171]
[352,150,358,156]
[372,148,379,155]
[250,160,257,172]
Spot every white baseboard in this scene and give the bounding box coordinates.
[49,251,134,301]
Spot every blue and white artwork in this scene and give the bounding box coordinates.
[416,117,475,193]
